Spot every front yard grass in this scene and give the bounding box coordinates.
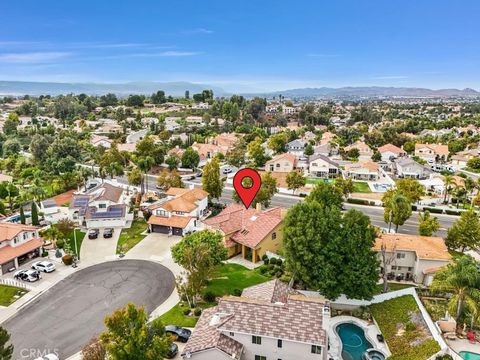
[374,282,416,295]
[370,295,440,360]
[116,218,148,254]
[156,304,200,328]
[352,181,372,193]
[65,229,85,257]
[0,285,28,306]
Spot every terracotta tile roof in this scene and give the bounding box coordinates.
[87,183,124,203]
[345,140,373,155]
[345,159,379,172]
[241,279,299,304]
[48,189,75,207]
[415,143,449,156]
[378,143,406,155]
[265,153,297,166]
[0,223,38,242]
[153,187,208,213]
[423,265,448,274]
[117,143,136,152]
[147,215,193,228]
[374,233,452,261]
[204,204,283,249]
[0,237,43,265]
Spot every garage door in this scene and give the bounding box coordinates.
[1,260,15,275]
[172,227,183,236]
[152,225,169,234]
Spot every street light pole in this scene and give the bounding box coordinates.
[74,227,80,261]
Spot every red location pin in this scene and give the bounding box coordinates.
[233,168,262,209]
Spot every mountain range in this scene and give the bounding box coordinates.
[0,80,478,99]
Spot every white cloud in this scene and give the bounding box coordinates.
[0,52,71,63]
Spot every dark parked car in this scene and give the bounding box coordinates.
[165,325,192,343]
[103,228,114,238]
[88,229,99,239]
[165,342,178,359]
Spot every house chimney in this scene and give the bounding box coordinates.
[256,202,262,214]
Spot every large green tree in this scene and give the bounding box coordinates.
[446,210,480,251]
[418,210,440,236]
[0,326,13,360]
[382,190,412,232]
[201,158,223,200]
[181,147,200,170]
[307,182,344,209]
[286,171,305,194]
[395,178,425,203]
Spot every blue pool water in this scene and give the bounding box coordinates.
[460,351,480,360]
[337,323,373,360]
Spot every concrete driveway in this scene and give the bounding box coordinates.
[80,227,121,264]
[3,260,175,360]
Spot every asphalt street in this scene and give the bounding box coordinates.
[116,173,456,238]
[4,260,175,360]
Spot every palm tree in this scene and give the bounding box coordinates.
[76,166,93,192]
[444,175,454,204]
[136,156,155,194]
[430,256,480,321]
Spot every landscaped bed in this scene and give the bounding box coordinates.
[370,295,440,360]
[65,229,85,257]
[0,284,28,306]
[116,218,148,254]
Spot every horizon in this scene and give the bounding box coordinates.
[1,0,480,92]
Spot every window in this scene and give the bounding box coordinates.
[99,203,107,209]
[396,253,406,259]
[391,266,397,270]
[408,267,413,271]
[252,336,262,345]
[272,232,277,240]
[277,339,282,348]
[229,332,234,337]
[255,356,266,360]
[157,210,167,217]
[276,163,280,168]
[311,345,322,354]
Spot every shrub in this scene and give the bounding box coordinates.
[412,205,417,211]
[41,250,48,257]
[269,257,277,265]
[182,307,190,316]
[62,254,73,265]
[261,254,269,262]
[193,308,202,316]
[203,291,216,303]
[423,207,443,214]
[436,355,453,360]
[233,289,242,296]
[257,265,269,275]
[263,258,269,265]
[347,198,370,205]
[276,259,283,267]
[56,239,65,249]
[445,209,461,216]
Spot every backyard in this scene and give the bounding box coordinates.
[374,282,416,295]
[0,285,28,306]
[370,295,440,360]
[116,218,148,254]
[352,181,372,193]
[157,263,271,327]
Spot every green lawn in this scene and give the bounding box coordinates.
[116,218,148,254]
[0,285,28,306]
[352,181,372,193]
[374,282,416,295]
[156,304,200,328]
[66,229,85,257]
[370,295,440,360]
[306,178,336,185]
[205,263,271,297]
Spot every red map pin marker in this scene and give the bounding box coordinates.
[233,168,262,209]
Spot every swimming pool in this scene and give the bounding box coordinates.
[336,323,373,360]
[460,351,480,360]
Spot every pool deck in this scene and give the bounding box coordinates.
[447,338,480,358]
[328,316,391,359]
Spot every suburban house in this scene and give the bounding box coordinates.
[344,160,381,182]
[192,142,228,162]
[186,116,205,126]
[207,133,238,150]
[395,157,433,179]
[414,143,449,163]
[378,143,407,162]
[165,117,181,131]
[182,280,329,360]
[69,183,132,229]
[147,187,208,236]
[344,141,373,159]
[265,153,297,173]
[451,148,480,169]
[320,131,335,145]
[0,223,43,275]
[313,143,338,157]
[204,204,285,263]
[308,154,340,179]
[116,143,136,153]
[374,233,451,286]
[90,134,113,148]
[282,106,297,114]
[286,139,305,157]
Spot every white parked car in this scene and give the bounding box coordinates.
[31,261,56,273]
[379,227,396,234]
[14,269,41,282]
[34,354,59,360]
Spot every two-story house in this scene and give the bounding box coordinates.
[0,223,43,274]
[395,158,433,180]
[69,183,131,229]
[344,141,374,160]
[182,279,329,360]
[147,187,208,236]
[308,154,340,179]
[377,143,407,162]
[204,204,285,263]
[286,139,305,158]
[414,144,449,163]
[344,160,381,182]
[374,233,451,285]
[265,153,297,173]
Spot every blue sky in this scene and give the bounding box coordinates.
[0,0,479,92]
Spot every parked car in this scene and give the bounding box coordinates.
[222,168,233,174]
[14,269,41,282]
[31,261,56,273]
[88,229,99,239]
[34,354,59,360]
[166,342,179,359]
[165,325,192,343]
[103,228,114,238]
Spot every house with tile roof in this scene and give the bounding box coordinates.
[0,223,43,275]
[344,140,373,160]
[69,183,132,229]
[395,157,433,180]
[182,279,329,360]
[147,187,208,236]
[415,143,449,163]
[374,233,451,285]
[204,203,285,263]
[451,147,480,169]
[344,160,381,182]
[377,143,407,162]
[265,153,297,173]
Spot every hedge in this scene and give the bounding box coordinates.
[347,198,370,205]
[423,207,443,214]
[444,209,461,216]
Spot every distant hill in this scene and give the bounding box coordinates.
[255,86,480,99]
[0,80,226,97]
